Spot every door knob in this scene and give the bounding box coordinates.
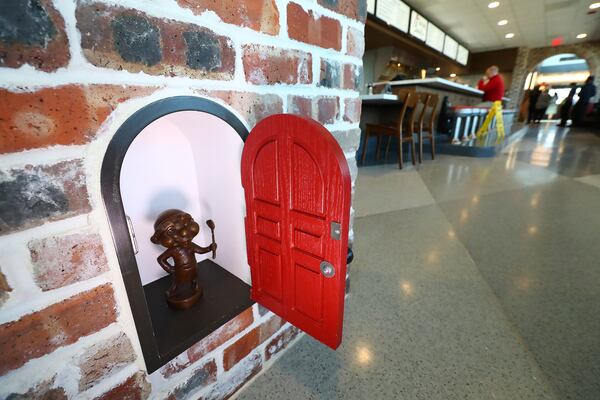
[320,261,335,278]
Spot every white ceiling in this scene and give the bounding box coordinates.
[407,0,600,52]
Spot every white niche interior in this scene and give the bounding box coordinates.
[119,110,250,286]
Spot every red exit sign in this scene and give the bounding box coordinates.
[551,36,564,46]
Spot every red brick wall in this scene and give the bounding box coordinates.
[0,0,365,398]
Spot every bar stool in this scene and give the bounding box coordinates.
[468,109,481,140]
[475,108,488,139]
[419,93,439,161]
[462,110,476,141]
[449,107,472,144]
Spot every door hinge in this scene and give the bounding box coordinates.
[126,215,139,255]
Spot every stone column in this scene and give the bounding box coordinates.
[507,46,530,111]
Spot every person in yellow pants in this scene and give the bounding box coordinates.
[477,100,505,139]
[476,65,506,139]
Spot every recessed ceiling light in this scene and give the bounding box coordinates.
[488,1,500,8]
[590,3,600,9]
[505,33,515,39]
[576,33,588,39]
[497,19,508,25]
[435,67,441,71]
[450,73,457,78]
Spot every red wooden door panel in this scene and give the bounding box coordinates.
[241,114,351,349]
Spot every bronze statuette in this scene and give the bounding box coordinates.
[150,209,217,310]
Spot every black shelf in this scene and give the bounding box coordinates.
[143,259,254,372]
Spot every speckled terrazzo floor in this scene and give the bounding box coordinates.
[236,123,600,400]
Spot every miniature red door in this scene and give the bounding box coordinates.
[241,114,351,349]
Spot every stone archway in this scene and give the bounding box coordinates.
[526,47,598,76]
[507,42,600,110]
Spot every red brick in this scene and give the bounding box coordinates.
[317,97,340,124]
[319,60,362,90]
[343,63,362,90]
[222,314,287,371]
[318,0,367,22]
[259,314,286,342]
[288,95,313,118]
[0,284,117,375]
[78,333,136,391]
[344,98,362,123]
[0,85,156,154]
[0,0,70,71]
[168,359,217,399]
[265,324,299,360]
[5,376,67,400]
[197,90,283,128]
[320,58,341,88]
[243,45,312,85]
[209,353,262,400]
[287,3,341,50]
[76,2,235,79]
[0,160,91,235]
[161,307,253,378]
[29,233,109,291]
[177,0,279,35]
[346,27,365,57]
[223,327,259,371]
[0,267,12,307]
[94,371,151,400]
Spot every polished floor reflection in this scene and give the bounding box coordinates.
[238,124,600,400]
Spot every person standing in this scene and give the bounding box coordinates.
[476,65,506,138]
[534,87,551,123]
[572,76,597,126]
[528,85,541,124]
[546,92,559,119]
[558,83,577,127]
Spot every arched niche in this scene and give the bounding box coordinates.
[100,96,253,373]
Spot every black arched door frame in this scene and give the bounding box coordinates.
[100,96,249,373]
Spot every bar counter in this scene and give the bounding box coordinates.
[365,77,509,105]
[358,78,515,162]
[360,77,510,131]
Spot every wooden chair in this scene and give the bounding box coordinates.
[411,93,431,163]
[360,88,404,165]
[363,90,418,169]
[361,120,385,165]
[386,90,420,169]
[419,93,439,161]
